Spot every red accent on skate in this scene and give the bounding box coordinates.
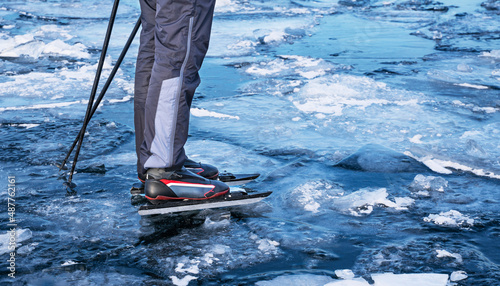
[138,176,145,183]
[206,171,219,179]
[146,189,229,201]
[159,179,214,187]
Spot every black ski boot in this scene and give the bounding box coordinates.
[144,167,229,204]
[138,159,219,182]
[184,158,219,179]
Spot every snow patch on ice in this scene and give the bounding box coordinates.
[108,95,133,104]
[285,181,344,213]
[325,279,370,286]
[0,100,85,112]
[452,100,498,114]
[255,274,335,286]
[214,0,238,13]
[203,217,230,229]
[436,249,463,263]
[427,158,500,179]
[454,83,489,90]
[480,49,500,59]
[61,260,78,266]
[246,55,334,78]
[170,275,197,286]
[450,271,468,282]
[407,153,500,179]
[409,134,424,144]
[371,273,449,286]
[291,75,419,117]
[333,188,414,216]
[0,229,33,255]
[175,262,200,274]
[191,108,240,120]
[256,272,451,286]
[424,210,474,228]
[211,244,230,255]
[256,239,280,254]
[335,269,355,280]
[0,32,89,58]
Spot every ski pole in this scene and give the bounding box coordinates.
[66,0,120,185]
[59,18,141,174]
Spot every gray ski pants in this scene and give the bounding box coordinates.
[134,0,215,176]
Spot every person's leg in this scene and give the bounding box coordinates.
[134,0,156,179]
[140,0,216,172]
[140,0,230,202]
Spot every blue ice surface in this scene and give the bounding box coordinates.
[0,0,499,285]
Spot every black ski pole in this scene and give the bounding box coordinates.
[59,17,141,173]
[66,0,120,186]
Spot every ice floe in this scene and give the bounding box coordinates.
[255,274,335,286]
[335,269,355,280]
[170,275,197,286]
[286,180,414,216]
[333,188,414,216]
[423,210,474,228]
[409,174,448,195]
[0,31,89,59]
[290,74,420,117]
[255,272,454,286]
[450,270,468,282]
[0,228,33,255]
[436,249,463,263]
[336,144,430,173]
[371,273,449,286]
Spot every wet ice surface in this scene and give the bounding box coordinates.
[1,0,500,285]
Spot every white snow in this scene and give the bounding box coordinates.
[108,95,133,103]
[61,260,78,266]
[423,210,474,228]
[263,30,286,43]
[170,275,197,286]
[290,74,419,117]
[325,279,370,286]
[0,123,40,129]
[245,55,333,79]
[335,269,355,280]
[191,108,240,120]
[480,49,500,59]
[287,182,416,216]
[203,217,231,229]
[452,100,498,113]
[0,229,33,255]
[256,239,280,253]
[407,153,500,179]
[454,83,489,89]
[424,158,500,179]
[333,188,414,216]
[255,274,335,286]
[0,100,84,112]
[211,244,230,255]
[256,273,452,286]
[450,271,468,282]
[175,262,200,274]
[409,134,424,144]
[0,33,89,59]
[286,181,344,213]
[436,249,463,263]
[371,273,449,286]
